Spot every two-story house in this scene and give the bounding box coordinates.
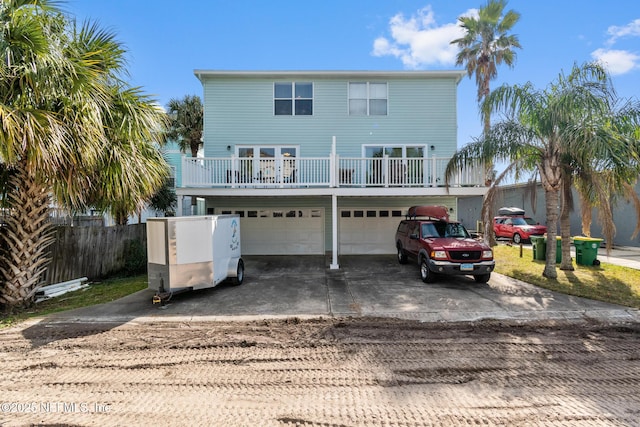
[176,70,488,268]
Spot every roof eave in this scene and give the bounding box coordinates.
[194,69,467,83]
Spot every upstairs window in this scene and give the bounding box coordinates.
[274,82,313,115]
[349,82,387,116]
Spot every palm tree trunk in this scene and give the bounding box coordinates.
[559,179,575,271]
[543,187,560,279]
[0,162,55,310]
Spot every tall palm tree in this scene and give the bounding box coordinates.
[450,0,521,245]
[452,0,521,134]
[166,95,204,158]
[0,1,168,309]
[445,62,640,279]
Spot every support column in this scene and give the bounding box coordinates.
[330,193,339,269]
[177,196,183,217]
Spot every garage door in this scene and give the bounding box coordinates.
[339,208,405,255]
[219,208,324,255]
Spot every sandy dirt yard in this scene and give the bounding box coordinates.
[1,317,639,427]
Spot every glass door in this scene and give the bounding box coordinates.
[258,148,276,183]
[237,146,298,184]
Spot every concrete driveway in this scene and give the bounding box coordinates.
[50,255,639,324]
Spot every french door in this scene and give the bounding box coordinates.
[363,145,425,185]
[237,146,298,184]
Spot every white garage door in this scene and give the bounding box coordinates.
[219,208,324,255]
[339,208,405,255]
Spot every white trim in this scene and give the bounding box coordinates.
[195,70,466,83]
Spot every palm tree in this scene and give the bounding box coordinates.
[567,100,640,252]
[149,179,177,217]
[450,0,521,244]
[166,95,203,214]
[73,86,170,225]
[0,1,168,309]
[166,95,204,158]
[445,62,640,279]
[452,0,521,134]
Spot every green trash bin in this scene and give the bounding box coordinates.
[531,236,562,263]
[531,236,546,261]
[573,237,603,266]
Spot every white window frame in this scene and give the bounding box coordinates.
[274,82,313,116]
[348,82,388,116]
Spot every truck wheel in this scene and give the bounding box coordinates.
[397,245,408,264]
[232,259,244,286]
[474,273,491,283]
[512,233,522,244]
[420,258,435,283]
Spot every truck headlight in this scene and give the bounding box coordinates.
[482,250,493,259]
[431,250,447,259]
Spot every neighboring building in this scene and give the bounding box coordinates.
[459,181,640,248]
[175,70,489,267]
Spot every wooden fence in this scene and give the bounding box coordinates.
[43,224,147,285]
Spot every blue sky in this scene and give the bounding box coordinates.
[69,0,640,148]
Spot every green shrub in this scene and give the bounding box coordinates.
[123,239,147,276]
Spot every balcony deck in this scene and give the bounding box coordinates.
[181,155,486,193]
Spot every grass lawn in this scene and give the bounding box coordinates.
[493,244,640,309]
[0,275,148,328]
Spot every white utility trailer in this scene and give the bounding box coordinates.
[146,215,244,304]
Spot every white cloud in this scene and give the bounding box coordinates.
[591,48,640,75]
[606,18,640,45]
[372,6,476,69]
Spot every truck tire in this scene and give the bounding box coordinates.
[474,273,491,283]
[397,245,408,264]
[420,257,435,283]
[232,259,244,286]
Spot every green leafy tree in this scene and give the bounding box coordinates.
[0,1,168,309]
[445,62,640,279]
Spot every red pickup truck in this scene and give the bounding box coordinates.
[395,206,495,283]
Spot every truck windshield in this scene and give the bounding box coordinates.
[422,222,469,238]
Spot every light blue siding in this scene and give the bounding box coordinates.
[161,141,185,188]
[200,73,460,159]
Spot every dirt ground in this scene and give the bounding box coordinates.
[1,317,639,427]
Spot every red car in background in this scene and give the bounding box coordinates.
[493,207,547,244]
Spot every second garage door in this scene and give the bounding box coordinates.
[339,208,406,255]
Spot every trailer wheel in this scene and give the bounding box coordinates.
[232,259,244,286]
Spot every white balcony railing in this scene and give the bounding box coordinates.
[182,155,484,188]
